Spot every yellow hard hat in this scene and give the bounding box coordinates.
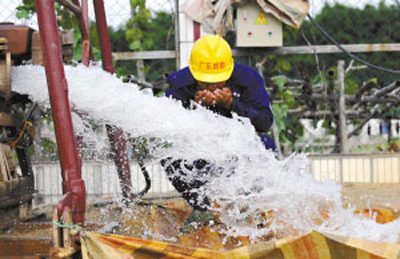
[189,35,234,83]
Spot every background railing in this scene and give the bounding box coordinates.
[309,153,400,183]
[31,153,400,206]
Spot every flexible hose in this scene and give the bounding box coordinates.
[134,157,151,197]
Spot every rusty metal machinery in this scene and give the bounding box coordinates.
[0,32,36,229]
[0,1,140,256]
[0,24,74,230]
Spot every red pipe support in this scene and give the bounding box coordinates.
[194,22,201,41]
[56,0,81,16]
[57,0,90,165]
[74,0,91,65]
[94,0,134,201]
[35,0,86,225]
[57,0,91,65]
[78,0,91,65]
[93,0,114,73]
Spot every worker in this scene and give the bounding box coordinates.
[162,34,275,232]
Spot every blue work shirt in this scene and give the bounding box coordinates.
[166,63,276,151]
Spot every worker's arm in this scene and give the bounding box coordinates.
[230,71,274,133]
[165,69,193,109]
[165,87,192,109]
[231,98,273,132]
[165,87,183,100]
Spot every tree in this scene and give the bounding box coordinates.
[262,2,400,154]
[116,8,176,86]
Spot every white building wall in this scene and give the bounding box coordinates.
[178,0,209,69]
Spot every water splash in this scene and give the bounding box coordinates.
[12,64,400,243]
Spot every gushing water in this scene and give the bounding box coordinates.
[12,65,400,243]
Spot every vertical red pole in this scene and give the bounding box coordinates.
[93,0,134,201]
[74,0,91,65]
[73,0,90,166]
[36,0,86,225]
[93,0,114,73]
[193,22,201,41]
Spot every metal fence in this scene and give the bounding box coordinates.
[309,153,400,183]
[3,0,397,26]
[0,0,174,29]
[31,153,400,207]
[32,160,175,206]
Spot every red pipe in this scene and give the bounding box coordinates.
[69,0,90,161]
[93,0,114,73]
[35,0,86,225]
[94,0,134,201]
[77,0,91,65]
[56,0,91,65]
[56,0,81,16]
[193,22,201,41]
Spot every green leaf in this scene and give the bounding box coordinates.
[271,76,288,89]
[16,9,30,19]
[125,29,135,41]
[129,40,141,50]
[345,77,359,95]
[272,104,288,132]
[366,77,378,84]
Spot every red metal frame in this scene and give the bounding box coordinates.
[94,0,134,200]
[93,0,114,73]
[35,0,86,225]
[194,22,201,41]
[35,0,136,224]
[57,0,91,65]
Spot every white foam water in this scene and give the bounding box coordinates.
[12,64,400,243]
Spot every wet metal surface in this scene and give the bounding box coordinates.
[0,237,52,258]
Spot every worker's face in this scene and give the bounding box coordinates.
[197,81,227,92]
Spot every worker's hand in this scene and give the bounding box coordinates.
[195,90,218,106]
[213,87,232,109]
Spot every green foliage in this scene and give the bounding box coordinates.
[16,0,76,29]
[283,2,400,83]
[72,22,102,61]
[129,137,172,160]
[345,77,359,95]
[126,0,152,51]
[270,76,303,148]
[41,137,58,161]
[264,2,400,153]
[16,0,35,19]
[117,4,176,83]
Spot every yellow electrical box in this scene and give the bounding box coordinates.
[236,1,283,47]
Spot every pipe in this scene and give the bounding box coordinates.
[73,0,91,163]
[174,0,180,70]
[93,0,114,73]
[70,0,91,65]
[57,0,91,64]
[94,0,135,201]
[193,22,201,41]
[80,0,91,65]
[55,0,81,16]
[35,0,86,225]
